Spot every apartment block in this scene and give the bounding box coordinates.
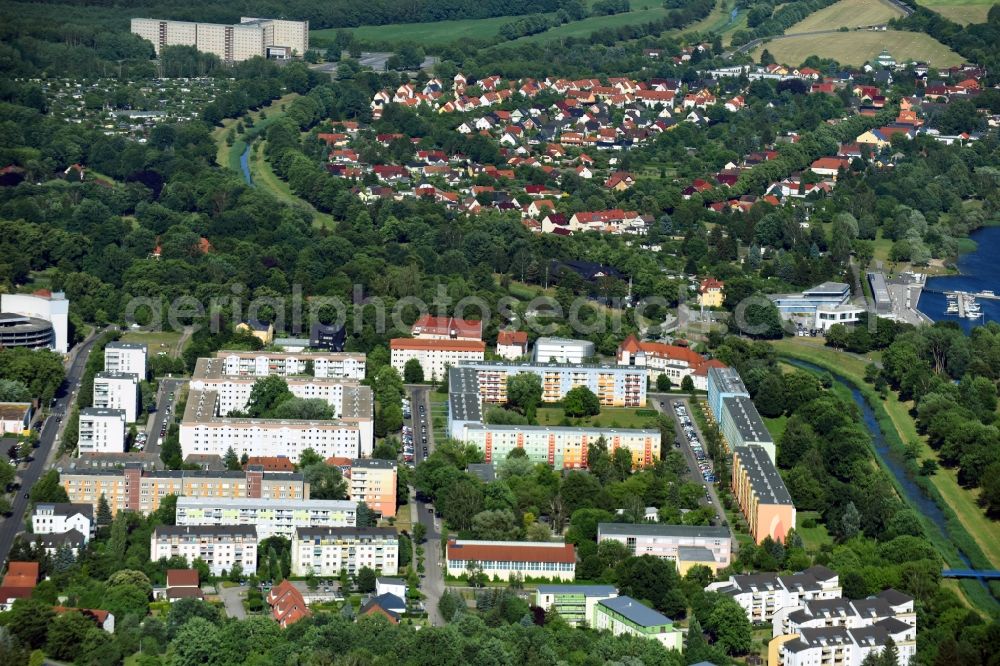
[347,458,397,518]
[389,338,486,382]
[731,444,796,544]
[721,396,776,462]
[707,366,749,423]
[180,389,369,462]
[215,350,365,380]
[78,408,126,454]
[532,337,595,364]
[32,503,94,542]
[104,341,147,379]
[616,335,725,390]
[290,527,399,576]
[131,17,308,62]
[93,372,140,423]
[461,423,660,470]
[175,497,356,539]
[445,539,576,582]
[778,620,915,666]
[61,463,309,515]
[535,585,617,626]
[597,523,732,572]
[706,565,842,623]
[594,596,683,650]
[460,360,646,407]
[773,589,916,637]
[150,525,258,576]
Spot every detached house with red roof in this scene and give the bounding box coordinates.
[0,562,39,611]
[495,330,528,360]
[617,335,725,390]
[446,539,576,581]
[697,278,725,308]
[268,580,311,628]
[809,157,852,180]
[604,171,635,191]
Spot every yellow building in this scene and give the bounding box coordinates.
[236,321,274,345]
[697,278,725,308]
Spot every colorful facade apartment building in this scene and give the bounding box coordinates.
[445,539,576,582]
[149,525,258,577]
[459,360,646,407]
[535,585,618,626]
[346,458,397,518]
[61,463,309,515]
[290,526,399,576]
[597,523,732,573]
[706,366,749,423]
[731,444,796,544]
[593,596,683,650]
[462,424,660,470]
[174,497,356,539]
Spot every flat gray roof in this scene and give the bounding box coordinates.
[153,525,256,537]
[467,423,659,435]
[106,341,147,350]
[599,595,672,626]
[598,523,731,540]
[708,366,748,396]
[351,458,397,470]
[735,445,793,505]
[722,396,773,445]
[79,407,125,418]
[867,272,891,305]
[678,546,717,561]
[537,584,617,596]
[449,391,482,423]
[804,281,850,296]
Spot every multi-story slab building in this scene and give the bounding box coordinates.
[175,497,355,539]
[773,589,916,637]
[597,523,732,572]
[461,424,660,470]
[347,458,397,518]
[706,565,842,623]
[290,527,399,576]
[616,335,725,390]
[535,585,617,626]
[445,539,576,582]
[593,596,683,650]
[459,360,646,407]
[150,525,258,576]
[389,338,486,382]
[78,408,126,454]
[214,350,365,380]
[61,463,309,515]
[721,396,776,463]
[130,17,308,61]
[777,620,915,666]
[707,366,749,423]
[93,372,140,423]
[731,444,795,544]
[104,341,147,379]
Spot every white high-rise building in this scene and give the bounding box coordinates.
[78,408,127,454]
[93,372,140,423]
[290,527,399,576]
[131,17,308,62]
[150,525,258,576]
[104,342,147,379]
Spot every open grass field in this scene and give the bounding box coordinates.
[796,511,835,551]
[918,0,995,24]
[211,92,300,170]
[535,406,659,429]
[771,338,1000,570]
[120,329,183,358]
[753,30,963,67]
[789,0,905,32]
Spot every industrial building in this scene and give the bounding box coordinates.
[131,17,308,62]
[867,272,892,314]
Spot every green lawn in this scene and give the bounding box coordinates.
[535,406,658,429]
[789,0,904,32]
[763,414,788,441]
[917,0,995,24]
[250,141,335,229]
[120,329,183,358]
[796,511,834,552]
[771,338,1000,570]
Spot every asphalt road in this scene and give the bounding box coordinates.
[408,386,445,626]
[143,377,188,456]
[219,584,248,619]
[649,394,725,522]
[0,329,106,569]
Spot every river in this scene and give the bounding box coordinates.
[917,226,1000,332]
[240,144,253,186]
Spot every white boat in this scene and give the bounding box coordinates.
[979,290,995,298]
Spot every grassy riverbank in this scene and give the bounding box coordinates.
[772,338,1000,616]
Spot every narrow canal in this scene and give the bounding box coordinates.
[240,144,253,186]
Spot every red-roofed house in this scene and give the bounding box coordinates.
[697,278,725,308]
[268,580,311,628]
[604,171,635,191]
[445,539,576,581]
[809,157,851,180]
[243,456,295,472]
[617,335,722,390]
[164,568,204,601]
[411,315,483,341]
[496,330,528,360]
[54,606,115,633]
[0,562,39,610]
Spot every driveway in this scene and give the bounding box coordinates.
[408,386,446,625]
[649,394,726,522]
[218,584,247,619]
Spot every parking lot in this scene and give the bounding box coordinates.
[652,396,725,521]
[401,391,432,466]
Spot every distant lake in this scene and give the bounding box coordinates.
[917,226,1000,331]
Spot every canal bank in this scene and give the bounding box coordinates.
[781,355,1000,616]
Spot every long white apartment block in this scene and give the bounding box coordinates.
[215,350,365,380]
[131,17,308,61]
[78,408,126,454]
[93,371,140,423]
[290,527,399,576]
[175,497,356,540]
[180,389,371,462]
[150,525,258,576]
[104,341,147,378]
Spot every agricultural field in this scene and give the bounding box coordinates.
[315,14,524,47]
[918,0,995,24]
[754,29,963,66]
[787,0,905,32]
